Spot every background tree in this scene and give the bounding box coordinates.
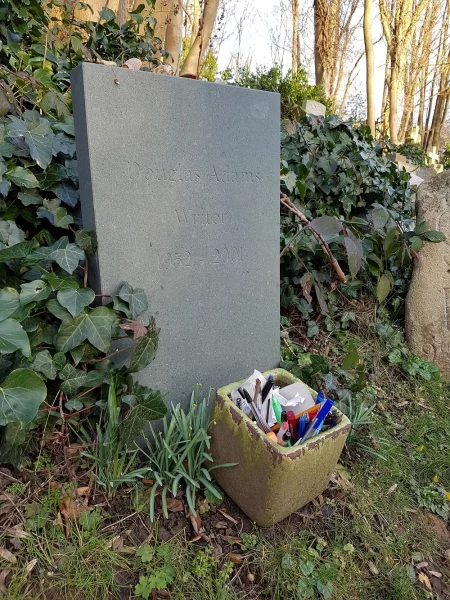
[363,0,375,135]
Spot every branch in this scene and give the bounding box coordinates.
[280,193,348,283]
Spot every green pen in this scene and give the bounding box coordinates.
[272,395,282,426]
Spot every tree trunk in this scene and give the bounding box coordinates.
[418,67,426,137]
[116,0,128,25]
[389,49,399,143]
[164,2,183,72]
[74,0,120,21]
[292,0,300,73]
[314,0,326,88]
[363,0,375,135]
[180,0,220,77]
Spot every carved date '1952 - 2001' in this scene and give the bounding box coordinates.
[157,247,243,270]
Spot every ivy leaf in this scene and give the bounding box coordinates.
[0,240,35,261]
[57,288,95,317]
[20,280,50,305]
[414,220,429,235]
[53,207,74,229]
[46,298,72,321]
[59,363,87,395]
[409,236,423,252]
[121,390,166,447]
[7,114,54,169]
[32,350,59,380]
[0,288,20,322]
[4,421,27,446]
[43,272,79,291]
[344,229,363,278]
[0,368,46,426]
[51,243,85,274]
[376,273,392,303]
[309,216,342,241]
[118,283,148,319]
[129,329,159,373]
[51,182,80,207]
[0,220,25,246]
[371,203,389,231]
[281,171,296,193]
[8,166,39,188]
[75,230,97,253]
[423,230,446,242]
[18,189,43,206]
[56,307,118,353]
[0,319,31,357]
[65,399,83,411]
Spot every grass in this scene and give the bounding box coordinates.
[2,312,450,598]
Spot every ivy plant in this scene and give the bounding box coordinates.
[0,1,165,465]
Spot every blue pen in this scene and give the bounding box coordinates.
[294,399,334,445]
[297,414,307,439]
[315,390,325,404]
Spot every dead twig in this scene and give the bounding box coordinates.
[280,192,348,283]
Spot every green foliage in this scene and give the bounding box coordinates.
[443,142,450,170]
[414,481,449,520]
[391,142,428,167]
[232,65,333,120]
[0,2,164,465]
[263,536,339,599]
[280,116,444,332]
[140,385,235,521]
[135,543,176,599]
[82,377,165,497]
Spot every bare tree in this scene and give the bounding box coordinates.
[292,0,300,73]
[378,0,429,143]
[363,0,375,134]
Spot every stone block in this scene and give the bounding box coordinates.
[406,171,450,377]
[301,99,326,117]
[71,63,281,408]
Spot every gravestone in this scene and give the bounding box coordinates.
[71,63,280,407]
[301,100,326,117]
[405,171,450,377]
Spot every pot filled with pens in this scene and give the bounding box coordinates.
[208,368,351,527]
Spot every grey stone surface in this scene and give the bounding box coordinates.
[301,100,326,117]
[71,63,280,407]
[406,171,450,377]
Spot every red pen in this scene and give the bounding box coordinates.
[287,410,297,443]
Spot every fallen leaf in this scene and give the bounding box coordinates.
[285,120,297,135]
[6,527,29,539]
[119,321,147,338]
[142,479,155,486]
[188,511,202,535]
[228,553,244,564]
[214,521,228,529]
[66,443,85,455]
[56,511,64,534]
[25,559,37,575]
[0,568,11,595]
[50,481,62,489]
[189,535,202,542]
[368,561,379,575]
[0,547,16,564]
[109,535,123,551]
[418,572,432,591]
[76,487,90,497]
[416,562,429,569]
[387,484,397,494]
[218,509,238,525]
[166,497,184,512]
[122,58,142,70]
[429,571,442,578]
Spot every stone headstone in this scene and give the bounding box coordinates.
[301,100,326,117]
[71,63,280,407]
[406,171,450,377]
[406,126,421,145]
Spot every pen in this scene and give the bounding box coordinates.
[280,431,292,447]
[294,399,334,445]
[297,414,307,439]
[272,395,282,426]
[242,388,271,433]
[287,410,297,443]
[315,390,325,404]
[261,375,274,403]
